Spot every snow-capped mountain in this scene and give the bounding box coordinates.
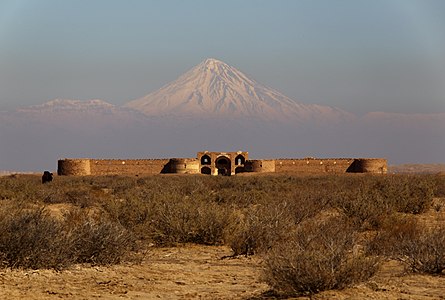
[0,98,150,135]
[10,98,147,123]
[125,58,353,122]
[18,99,115,112]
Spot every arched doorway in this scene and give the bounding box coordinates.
[215,156,231,176]
[201,166,211,175]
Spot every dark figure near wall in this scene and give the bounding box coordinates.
[42,171,53,184]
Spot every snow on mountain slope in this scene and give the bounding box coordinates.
[2,99,147,129]
[125,58,353,122]
[18,99,123,114]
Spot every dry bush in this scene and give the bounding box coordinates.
[375,176,435,214]
[332,175,436,230]
[0,207,68,269]
[263,216,379,296]
[64,209,134,265]
[225,191,328,256]
[148,194,231,245]
[368,216,445,274]
[101,196,151,240]
[431,174,445,198]
[332,187,390,230]
[225,201,294,256]
[0,175,41,202]
[0,204,134,269]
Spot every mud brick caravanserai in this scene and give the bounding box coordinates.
[57,151,387,176]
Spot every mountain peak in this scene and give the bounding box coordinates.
[124,59,352,122]
[200,58,226,70]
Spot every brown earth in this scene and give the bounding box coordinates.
[1,243,445,299]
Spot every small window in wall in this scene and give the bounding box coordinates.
[235,154,245,166]
[201,155,211,165]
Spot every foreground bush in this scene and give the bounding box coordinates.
[369,216,445,274]
[0,207,67,269]
[148,194,231,245]
[263,217,379,296]
[0,206,133,269]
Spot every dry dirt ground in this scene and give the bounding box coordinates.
[1,244,445,300]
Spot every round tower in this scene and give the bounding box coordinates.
[168,158,200,174]
[57,159,91,176]
[349,158,387,174]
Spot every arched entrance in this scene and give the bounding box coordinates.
[201,166,211,175]
[215,156,231,176]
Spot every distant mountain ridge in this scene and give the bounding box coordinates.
[1,58,444,171]
[124,58,353,122]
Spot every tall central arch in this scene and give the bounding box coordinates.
[215,156,231,176]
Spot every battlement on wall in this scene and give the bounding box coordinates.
[58,154,387,176]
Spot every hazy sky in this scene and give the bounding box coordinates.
[0,0,444,114]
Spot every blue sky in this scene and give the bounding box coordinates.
[0,0,444,114]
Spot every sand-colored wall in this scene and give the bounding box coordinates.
[58,159,171,176]
[90,159,170,175]
[58,156,387,176]
[274,158,354,174]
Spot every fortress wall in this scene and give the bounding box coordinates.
[274,158,355,174]
[89,159,170,175]
[58,156,388,176]
[58,159,91,176]
[169,158,200,174]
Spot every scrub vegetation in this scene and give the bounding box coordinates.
[0,173,444,296]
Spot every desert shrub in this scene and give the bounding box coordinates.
[0,204,134,269]
[225,191,329,256]
[263,216,379,296]
[65,209,134,265]
[431,174,445,197]
[368,216,445,274]
[332,187,390,230]
[0,175,41,202]
[375,176,435,214]
[148,194,231,245]
[226,201,294,256]
[0,207,69,269]
[101,196,152,240]
[332,175,436,230]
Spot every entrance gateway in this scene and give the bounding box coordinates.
[197,151,248,176]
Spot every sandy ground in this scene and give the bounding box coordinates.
[1,244,445,300]
[0,245,267,299]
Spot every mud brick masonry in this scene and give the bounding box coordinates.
[57,151,387,176]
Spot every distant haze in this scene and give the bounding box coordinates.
[0,58,444,171]
[0,1,444,114]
